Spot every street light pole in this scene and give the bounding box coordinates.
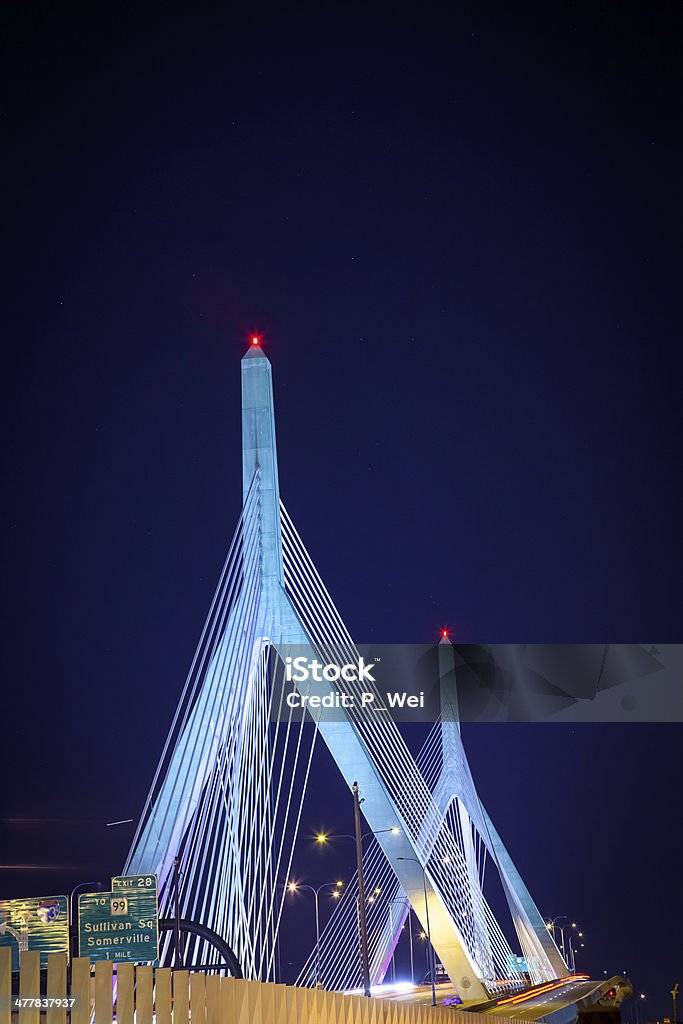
[671,983,679,1024]
[421,871,436,1005]
[370,895,411,986]
[69,881,102,959]
[398,857,436,1007]
[567,931,584,972]
[353,782,372,998]
[386,896,411,985]
[286,881,342,988]
[545,915,568,960]
[313,817,400,996]
[386,903,395,983]
[314,889,321,987]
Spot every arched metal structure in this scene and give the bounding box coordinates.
[158,919,242,978]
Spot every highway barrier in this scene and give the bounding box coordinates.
[0,949,531,1023]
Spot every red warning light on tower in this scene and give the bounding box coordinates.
[441,628,449,639]
[251,335,261,346]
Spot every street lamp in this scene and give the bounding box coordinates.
[398,857,437,1007]
[405,904,415,984]
[315,828,401,844]
[286,880,343,988]
[69,881,102,958]
[634,992,646,1024]
[386,898,408,985]
[315,795,401,999]
[567,931,585,972]
[353,782,372,997]
[414,929,437,986]
[367,894,411,984]
[545,915,568,959]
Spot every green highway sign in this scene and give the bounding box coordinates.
[111,873,157,893]
[0,895,69,971]
[78,880,158,963]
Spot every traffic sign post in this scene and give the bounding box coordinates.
[78,874,158,963]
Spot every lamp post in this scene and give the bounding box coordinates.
[386,898,410,985]
[567,930,584,972]
[672,983,679,1024]
[406,905,414,984]
[353,782,372,997]
[545,915,568,960]
[414,929,432,984]
[314,795,400,998]
[397,857,436,1007]
[69,881,102,958]
[286,880,343,987]
[314,828,401,845]
[634,992,646,1024]
[367,894,411,985]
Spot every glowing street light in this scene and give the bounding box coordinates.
[313,810,402,998]
[635,992,647,1024]
[317,828,400,843]
[544,915,569,959]
[567,929,586,972]
[286,879,345,987]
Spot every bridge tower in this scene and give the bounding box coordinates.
[125,341,566,994]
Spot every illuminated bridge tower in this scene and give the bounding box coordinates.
[125,339,566,995]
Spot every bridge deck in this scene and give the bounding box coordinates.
[377,976,631,1022]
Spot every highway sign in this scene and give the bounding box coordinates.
[78,883,158,963]
[111,873,157,893]
[0,895,69,971]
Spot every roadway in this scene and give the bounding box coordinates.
[377,976,616,1019]
[478,978,604,1018]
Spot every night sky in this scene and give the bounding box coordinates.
[2,1,681,1019]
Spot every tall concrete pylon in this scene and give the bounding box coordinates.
[126,341,565,994]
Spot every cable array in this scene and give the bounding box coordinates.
[125,473,319,978]
[124,467,563,992]
[281,502,529,989]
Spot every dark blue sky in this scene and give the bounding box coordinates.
[2,1,681,1018]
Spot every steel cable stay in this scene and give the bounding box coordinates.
[124,345,567,994]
